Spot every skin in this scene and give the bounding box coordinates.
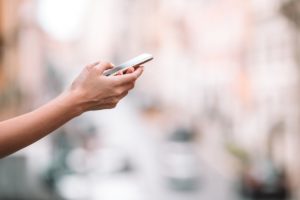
[0,61,143,158]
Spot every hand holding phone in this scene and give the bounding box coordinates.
[103,53,153,76]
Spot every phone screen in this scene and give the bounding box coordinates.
[104,53,153,76]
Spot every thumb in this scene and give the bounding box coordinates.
[95,61,114,74]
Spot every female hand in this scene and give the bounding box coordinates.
[68,61,143,113]
[0,61,143,158]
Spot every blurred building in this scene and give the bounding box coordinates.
[0,0,300,200]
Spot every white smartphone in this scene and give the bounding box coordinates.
[103,53,153,76]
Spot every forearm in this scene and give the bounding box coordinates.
[0,61,143,158]
[0,91,82,158]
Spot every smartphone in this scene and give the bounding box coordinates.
[103,53,153,76]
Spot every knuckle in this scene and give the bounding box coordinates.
[113,79,121,86]
[85,64,94,71]
[113,97,119,104]
[130,77,137,83]
[126,83,134,91]
[119,91,128,98]
[128,76,135,82]
[101,61,112,67]
[101,61,108,65]
[110,103,117,108]
[132,73,138,80]
[130,83,135,89]
[114,88,123,96]
[123,91,129,96]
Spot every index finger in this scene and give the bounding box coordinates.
[112,67,144,85]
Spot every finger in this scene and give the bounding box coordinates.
[113,67,144,86]
[85,61,100,72]
[104,67,118,76]
[91,61,100,66]
[116,71,123,76]
[91,91,128,110]
[109,91,128,103]
[119,82,135,93]
[125,67,135,74]
[118,91,129,99]
[90,103,117,110]
[95,61,114,74]
[96,89,127,104]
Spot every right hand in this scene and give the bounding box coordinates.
[68,61,143,113]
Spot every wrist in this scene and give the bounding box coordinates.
[57,89,86,117]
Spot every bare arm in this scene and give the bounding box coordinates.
[0,61,143,158]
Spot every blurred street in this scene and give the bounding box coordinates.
[0,0,299,199]
[86,100,236,200]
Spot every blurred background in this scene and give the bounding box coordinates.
[0,0,300,199]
